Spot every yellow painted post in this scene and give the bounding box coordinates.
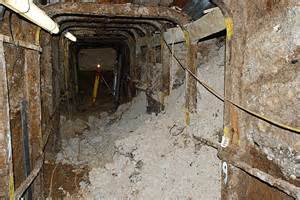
[92,64,101,104]
[92,75,100,104]
[224,17,234,40]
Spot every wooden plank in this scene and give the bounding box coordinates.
[14,155,43,200]
[185,43,197,113]
[137,8,225,47]
[24,49,43,197]
[0,34,42,52]
[219,152,300,199]
[161,35,171,96]
[0,41,14,199]
[184,8,225,42]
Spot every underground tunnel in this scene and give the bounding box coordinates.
[0,0,299,199]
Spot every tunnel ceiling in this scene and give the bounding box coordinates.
[44,0,215,19]
[44,2,195,50]
[42,1,215,53]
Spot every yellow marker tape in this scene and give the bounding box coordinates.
[9,174,14,200]
[185,110,190,126]
[223,126,229,137]
[35,27,41,46]
[221,127,230,148]
[183,29,190,47]
[225,17,234,40]
[92,75,100,103]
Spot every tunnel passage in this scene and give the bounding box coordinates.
[73,41,133,113]
[44,2,191,117]
[0,1,299,199]
[38,3,195,198]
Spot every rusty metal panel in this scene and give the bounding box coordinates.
[217,0,300,199]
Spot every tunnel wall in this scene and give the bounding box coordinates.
[138,1,300,198]
[0,1,299,199]
[214,0,300,199]
[0,7,75,197]
[0,11,44,199]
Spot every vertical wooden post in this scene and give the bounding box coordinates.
[146,41,156,89]
[63,39,71,114]
[128,37,136,81]
[161,35,171,96]
[0,41,14,199]
[24,49,43,197]
[185,42,197,113]
[41,33,54,130]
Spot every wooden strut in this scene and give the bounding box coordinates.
[219,152,300,200]
[13,108,59,200]
[0,39,14,200]
[192,135,300,199]
[10,31,59,197]
[14,155,44,200]
[0,34,42,52]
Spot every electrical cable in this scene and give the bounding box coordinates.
[162,35,300,134]
[100,74,114,96]
[0,6,6,29]
[19,0,31,14]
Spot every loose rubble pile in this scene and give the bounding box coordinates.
[56,84,221,199]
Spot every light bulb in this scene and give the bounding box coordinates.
[64,32,77,42]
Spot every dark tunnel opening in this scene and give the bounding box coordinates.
[55,13,148,118]
[77,47,117,112]
[73,42,134,114]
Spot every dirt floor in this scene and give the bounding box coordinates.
[44,84,221,199]
[44,38,224,200]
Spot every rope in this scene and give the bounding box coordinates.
[161,32,300,134]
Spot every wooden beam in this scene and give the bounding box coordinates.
[161,35,171,96]
[185,43,197,113]
[0,34,42,52]
[24,49,43,197]
[137,8,225,47]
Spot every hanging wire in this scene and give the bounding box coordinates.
[161,34,300,134]
[19,0,31,14]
